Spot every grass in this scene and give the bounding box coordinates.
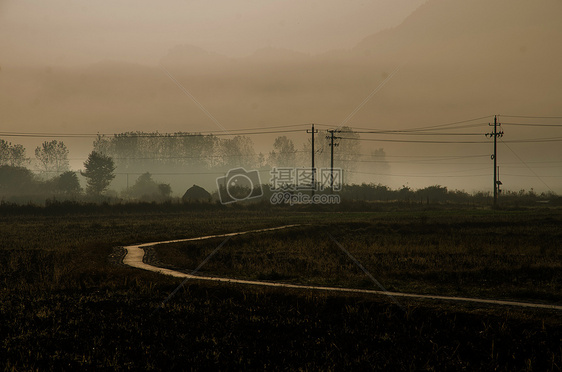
[1,204,561,370]
[153,210,562,303]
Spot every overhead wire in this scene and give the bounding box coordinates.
[3,114,560,190]
[500,139,555,193]
[501,115,562,119]
[0,128,307,138]
[347,124,487,134]
[501,122,562,127]
[339,137,487,144]
[329,118,490,133]
[67,150,308,161]
[347,170,489,178]
[350,131,483,136]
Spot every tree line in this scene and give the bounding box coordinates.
[7,131,556,206]
[3,133,339,202]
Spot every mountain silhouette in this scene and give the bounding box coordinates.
[2,0,561,149]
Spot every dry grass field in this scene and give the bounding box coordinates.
[1,203,561,370]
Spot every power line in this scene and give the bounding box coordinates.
[501,174,562,178]
[5,117,560,140]
[191,122,315,133]
[354,159,489,165]
[349,131,483,136]
[336,118,489,133]
[339,136,562,144]
[67,150,308,161]
[115,171,224,176]
[500,139,554,193]
[394,166,491,175]
[0,122,315,139]
[501,122,562,127]
[344,153,491,159]
[68,152,496,164]
[0,128,306,139]
[501,164,562,169]
[501,115,562,119]
[404,115,493,130]
[347,170,489,178]
[503,137,562,143]
[340,137,487,144]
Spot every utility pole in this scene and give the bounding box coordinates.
[326,129,341,192]
[486,115,503,208]
[497,166,502,196]
[307,124,318,194]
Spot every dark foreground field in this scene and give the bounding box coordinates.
[1,204,561,370]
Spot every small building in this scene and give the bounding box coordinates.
[182,184,211,202]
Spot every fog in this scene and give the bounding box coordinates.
[0,0,425,65]
[1,0,561,196]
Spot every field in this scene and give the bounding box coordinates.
[1,203,561,370]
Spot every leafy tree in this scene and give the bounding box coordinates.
[0,165,37,196]
[366,148,391,184]
[123,172,172,201]
[35,140,70,175]
[0,139,28,167]
[81,151,115,196]
[158,183,172,198]
[415,185,448,204]
[398,185,414,201]
[54,171,82,195]
[268,136,296,167]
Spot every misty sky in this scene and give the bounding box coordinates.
[1,0,561,195]
[1,0,425,65]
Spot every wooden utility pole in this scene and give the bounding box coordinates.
[486,115,503,208]
[326,129,341,192]
[307,124,318,194]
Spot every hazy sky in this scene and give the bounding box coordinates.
[1,0,425,66]
[1,0,561,194]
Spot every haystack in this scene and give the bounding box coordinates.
[182,184,211,202]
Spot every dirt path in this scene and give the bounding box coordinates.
[122,226,562,311]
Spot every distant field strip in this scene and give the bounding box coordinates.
[122,226,562,311]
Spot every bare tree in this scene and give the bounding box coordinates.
[268,136,296,167]
[0,139,28,167]
[35,140,69,176]
[219,136,257,169]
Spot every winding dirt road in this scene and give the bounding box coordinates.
[122,225,562,311]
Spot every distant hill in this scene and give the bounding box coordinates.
[348,0,562,116]
[160,44,233,71]
[2,0,561,175]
